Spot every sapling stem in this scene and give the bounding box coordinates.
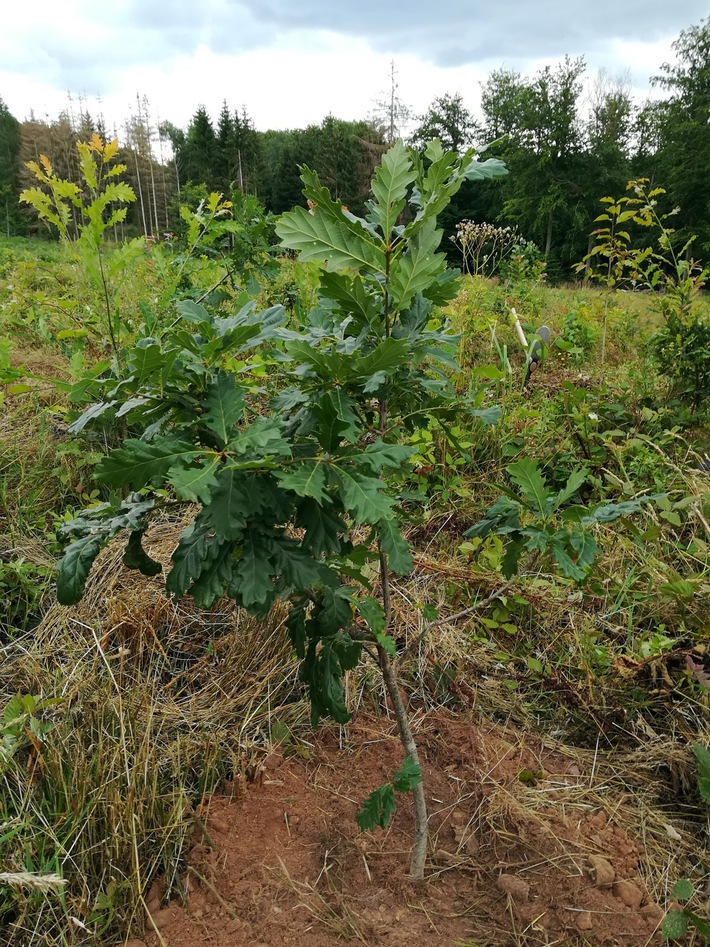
[377,545,429,880]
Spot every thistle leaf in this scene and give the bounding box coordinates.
[507,459,549,516]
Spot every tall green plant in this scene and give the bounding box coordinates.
[55,139,506,878]
[575,192,645,369]
[20,135,144,360]
[578,179,710,407]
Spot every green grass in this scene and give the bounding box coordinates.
[1,244,709,943]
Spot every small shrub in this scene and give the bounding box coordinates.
[652,311,710,411]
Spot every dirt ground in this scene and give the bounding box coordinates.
[126,713,667,947]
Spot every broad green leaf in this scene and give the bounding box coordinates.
[287,340,347,381]
[303,635,358,725]
[204,372,247,447]
[57,496,157,604]
[318,271,382,330]
[128,340,180,385]
[310,394,359,450]
[693,743,710,778]
[358,595,396,655]
[168,457,221,504]
[203,468,255,539]
[465,496,521,539]
[568,530,599,571]
[358,596,386,635]
[356,440,416,472]
[389,218,446,311]
[274,543,331,591]
[329,390,361,440]
[96,437,203,489]
[287,601,308,659]
[176,299,211,325]
[189,539,235,609]
[463,156,508,181]
[661,910,689,939]
[369,140,416,241]
[362,370,387,393]
[233,529,276,606]
[392,757,422,792]
[296,498,346,556]
[548,467,588,513]
[122,530,162,576]
[356,783,396,831]
[560,505,589,524]
[583,494,664,525]
[276,203,385,273]
[166,519,231,601]
[335,469,394,524]
[227,417,290,459]
[315,587,357,638]
[549,539,586,582]
[501,537,526,578]
[67,400,117,434]
[354,337,411,379]
[507,459,549,516]
[470,405,503,426]
[276,461,328,503]
[379,519,413,575]
[57,533,109,606]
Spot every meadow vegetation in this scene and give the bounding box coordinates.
[0,132,709,946]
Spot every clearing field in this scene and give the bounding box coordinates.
[1,138,709,947]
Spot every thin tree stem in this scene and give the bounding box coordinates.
[377,535,428,879]
[376,639,429,879]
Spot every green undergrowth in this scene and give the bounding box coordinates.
[1,206,710,942]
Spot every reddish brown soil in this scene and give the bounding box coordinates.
[135,715,664,947]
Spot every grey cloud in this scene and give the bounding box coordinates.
[246,0,707,67]
[4,0,705,109]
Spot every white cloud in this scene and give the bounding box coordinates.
[0,0,703,131]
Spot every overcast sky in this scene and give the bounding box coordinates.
[1,1,706,134]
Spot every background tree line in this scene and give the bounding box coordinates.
[0,15,708,279]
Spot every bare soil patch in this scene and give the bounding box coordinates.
[136,714,666,947]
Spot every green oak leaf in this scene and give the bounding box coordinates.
[296,498,346,556]
[168,457,221,504]
[57,532,110,606]
[369,139,417,241]
[166,519,231,601]
[204,372,247,447]
[95,437,203,490]
[122,530,162,576]
[356,783,397,831]
[392,757,422,792]
[233,528,276,606]
[334,469,394,524]
[379,518,413,574]
[276,461,328,503]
